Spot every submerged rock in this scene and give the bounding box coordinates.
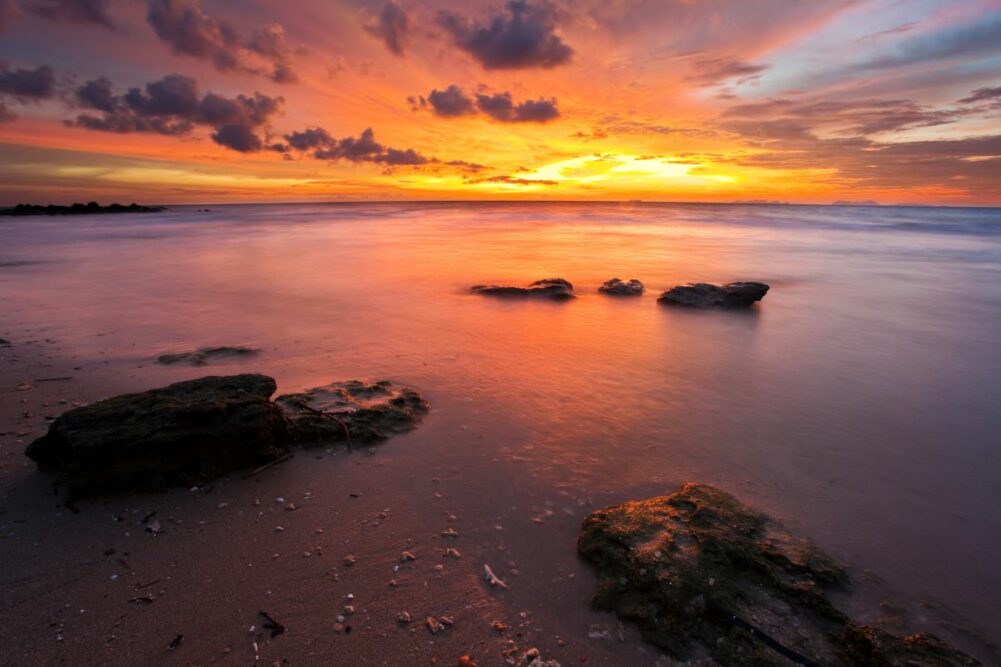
[275,380,429,446]
[471,278,575,300]
[26,374,291,498]
[157,346,259,366]
[577,483,978,666]
[658,282,769,308]
[599,278,644,296]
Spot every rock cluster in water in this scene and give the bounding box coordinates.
[157,346,259,366]
[470,278,770,307]
[471,278,575,299]
[658,282,769,308]
[577,483,978,666]
[26,374,428,498]
[598,278,645,296]
[0,202,166,216]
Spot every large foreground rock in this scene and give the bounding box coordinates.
[276,380,429,446]
[578,483,978,666]
[471,278,575,300]
[658,282,769,308]
[26,375,291,498]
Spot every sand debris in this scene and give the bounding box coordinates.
[483,564,509,589]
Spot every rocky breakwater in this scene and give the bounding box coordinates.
[26,374,429,498]
[578,483,979,666]
[658,282,769,308]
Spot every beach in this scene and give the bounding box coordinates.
[1,201,1000,665]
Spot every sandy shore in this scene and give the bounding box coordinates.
[2,331,998,666]
[0,333,665,667]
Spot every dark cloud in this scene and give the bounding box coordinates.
[437,1,572,69]
[279,126,431,167]
[375,147,428,165]
[146,0,297,83]
[475,91,559,122]
[211,123,261,152]
[0,64,56,98]
[959,86,1001,105]
[75,76,116,112]
[427,85,475,117]
[685,56,769,85]
[364,1,410,56]
[23,0,114,29]
[123,73,199,117]
[69,73,283,151]
[412,84,560,123]
[285,126,334,151]
[246,23,298,83]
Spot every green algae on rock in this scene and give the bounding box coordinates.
[577,483,979,666]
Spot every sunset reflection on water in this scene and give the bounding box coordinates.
[1,201,999,640]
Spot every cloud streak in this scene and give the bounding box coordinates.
[23,0,114,29]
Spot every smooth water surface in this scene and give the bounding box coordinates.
[2,201,1000,641]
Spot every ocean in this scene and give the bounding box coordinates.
[2,201,1000,657]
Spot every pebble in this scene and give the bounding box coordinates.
[343,555,358,566]
[397,611,412,624]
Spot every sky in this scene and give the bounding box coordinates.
[0,0,998,205]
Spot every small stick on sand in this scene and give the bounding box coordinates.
[242,453,293,479]
[483,563,509,589]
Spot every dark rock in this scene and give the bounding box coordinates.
[471,278,575,300]
[157,346,259,366]
[0,202,167,216]
[578,483,979,666]
[841,624,979,666]
[598,278,644,296]
[25,374,291,498]
[658,282,769,308]
[275,380,429,446]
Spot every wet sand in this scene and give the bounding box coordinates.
[1,336,662,666]
[2,334,998,666]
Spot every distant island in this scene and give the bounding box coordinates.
[0,202,167,216]
[832,200,880,206]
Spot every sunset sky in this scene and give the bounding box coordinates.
[0,0,998,205]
